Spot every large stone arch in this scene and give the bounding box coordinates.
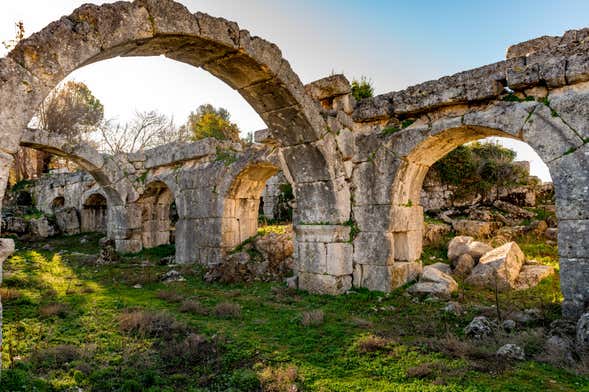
[0,0,348,293]
[371,96,589,317]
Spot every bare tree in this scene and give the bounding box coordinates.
[2,21,25,52]
[95,110,189,154]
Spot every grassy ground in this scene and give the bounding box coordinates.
[0,233,587,391]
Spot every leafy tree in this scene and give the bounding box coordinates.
[35,81,104,139]
[184,104,240,142]
[431,141,529,200]
[351,77,374,101]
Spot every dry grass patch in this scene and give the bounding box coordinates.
[300,310,324,327]
[118,309,186,339]
[259,365,299,392]
[31,344,81,370]
[179,299,209,315]
[213,302,242,318]
[156,289,184,303]
[0,287,21,301]
[39,303,69,318]
[356,334,396,353]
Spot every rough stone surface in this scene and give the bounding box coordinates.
[464,316,494,339]
[465,242,525,291]
[514,264,555,290]
[496,344,525,361]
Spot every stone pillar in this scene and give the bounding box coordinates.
[550,144,589,319]
[109,204,142,254]
[295,225,353,294]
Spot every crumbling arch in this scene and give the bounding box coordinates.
[81,192,108,233]
[136,180,176,249]
[0,0,347,289]
[222,162,281,250]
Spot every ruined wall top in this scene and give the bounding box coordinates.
[353,27,589,123]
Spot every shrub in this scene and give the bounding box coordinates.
[156,289,183,303]
[351,77,374,101]
[356,334,394,353]
[258,365,299,392]
[39,303,69,318]
[300,310,324,327]
[158,333,219,371]
[118,309,186,339]
[179,299,209,315]
[214,302,242,318]
[0,287,21,301]
[31,344,81,370]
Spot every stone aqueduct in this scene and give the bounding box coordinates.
[0,0,588,320]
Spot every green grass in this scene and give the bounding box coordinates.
[0,234,587,391]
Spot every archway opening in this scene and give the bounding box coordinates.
[137,181,175,249]
[81,193,107,233]
[392,128,559,297]
[223,163,282,251]
[50,196,65,211]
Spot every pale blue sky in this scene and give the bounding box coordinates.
[2,0,588,181]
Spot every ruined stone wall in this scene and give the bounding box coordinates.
[31,171,96,214]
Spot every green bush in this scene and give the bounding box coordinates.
[351,77,374,100]
[431,141,529,200]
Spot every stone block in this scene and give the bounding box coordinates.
[549,144,589,220]
[523,104,584,163]
[390,206,424,232]
[326,243,353,275]
[352,231,394,265]
[115,239,142,254]
[295,241,327,274]
[560,257,589,319]
[298,272,352,295]
[305,74,351,101]
[352,205,391,232]
[558,220,589,258]
[353,261,421,292]
[393,231,422,261]
[294,224,350,243]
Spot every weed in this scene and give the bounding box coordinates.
[156,289,184,303]
[39,303,69,318]
[214,302,242,318]
[258,365,299,392]
[300,309,324,327]
[179,299,209,315]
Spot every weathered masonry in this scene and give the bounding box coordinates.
[0,0,588,321]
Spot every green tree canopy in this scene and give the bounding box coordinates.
[37,81,104,138]
[184,104,240,142]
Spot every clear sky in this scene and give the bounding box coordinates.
[3,0,589,181]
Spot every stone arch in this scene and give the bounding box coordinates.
[136,180,176,249]
[81,192,108,233]
[383,98,589,317]
[50,196,65,211]
[0,0,347,293]
[222,162,281,250]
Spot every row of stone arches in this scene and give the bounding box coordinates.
[0,0,588,321]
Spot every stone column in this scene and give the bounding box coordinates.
[109,204,142,254]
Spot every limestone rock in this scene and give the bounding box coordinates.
[408,264,458,299]
[577,312,589,352]
[423,222,451,246]
[502,319,516,332]
[95,243,119,265]
[286,275,298,289]
[54,207,80,235]
[162,269,186,283]
[429,262,452,275]
[2,216,27,234]
[452,220,493,238]
[514,264,555,290]
[545,227,558,241]
[29,216,56,238]
[465,242,525,291]
[496,344,525,360]
[443,301,463,316]
[453,254,475,277]
[447,236,492,262]
[464,316,494,339]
